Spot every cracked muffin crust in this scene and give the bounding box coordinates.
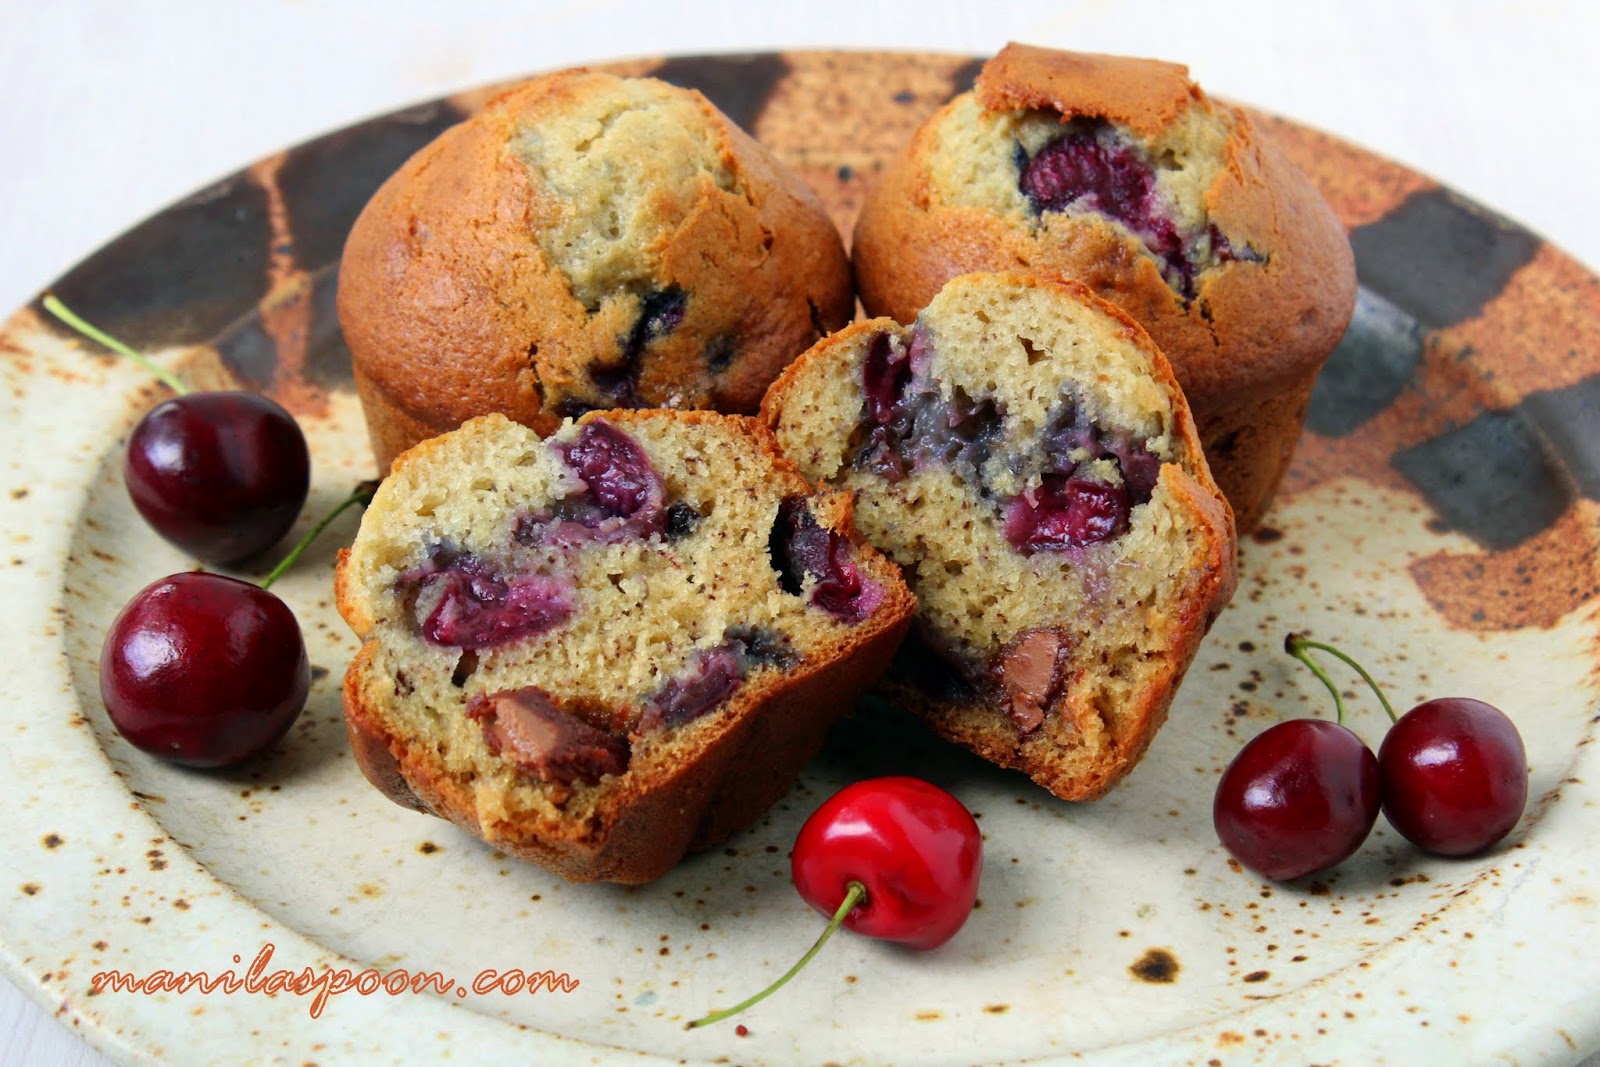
[338,69,854,472]
[764,272,1237,800]
[852,44,1357,533]
[335,411,914,882]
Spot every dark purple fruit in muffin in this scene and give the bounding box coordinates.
[519,419,666,546]
[647,642,746,729]
[640,628,800,730]
[850,330,1001,486]
[863,331,914,425]
[1038,405,1161,501]
[723,625,800,670]
[850,331,1157,555]
[769,498,884,623]
[1018,127,1198,295]
[400,547,574,650]
[591,287,690,403]
[664,501,701,539]
[1021,130,1161,225]
[558,420,665,527]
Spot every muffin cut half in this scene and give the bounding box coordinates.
[764,271,1236,799]
[336,411,914,882]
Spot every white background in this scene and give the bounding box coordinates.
[2,2,1597,1064]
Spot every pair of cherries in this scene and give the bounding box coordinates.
[1214,634,1529,880]
[46,296,356,769]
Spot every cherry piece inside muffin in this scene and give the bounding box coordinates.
[1017,122,1254,300]
[847,322,1164,555]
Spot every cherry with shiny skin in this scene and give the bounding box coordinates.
[125,391,311,564]
[100,571,310,768]
[791,775,982,950]
[687,777,982,1028]
[1218,634,1531,877]
[44,295,310,564]
[1213,718,1382,880]
[96,482,374,769]
[1213,633,1393,880]
[1379,698,1528,857]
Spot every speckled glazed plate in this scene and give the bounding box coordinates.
[3,51,1599,1067]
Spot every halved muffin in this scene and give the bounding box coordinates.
[336,411,914,882]
[764,271,1236,799]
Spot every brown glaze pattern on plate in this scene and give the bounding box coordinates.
[3,51,1599,1066]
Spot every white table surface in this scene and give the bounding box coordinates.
[3,2,1597,1064]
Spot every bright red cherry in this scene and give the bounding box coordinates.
[1213,719,1382,880]
[1378,698,1527,856]
[99,572,310,768]
[688,777,982,1028]
[791,776,982,949]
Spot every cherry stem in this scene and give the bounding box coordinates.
[259,481,378,591]
[685,880,866,1030]
[1284,634,1399,725]
[42,294,190,397]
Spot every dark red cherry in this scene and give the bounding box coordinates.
[1003,475,1130,552]
[861,330,912,425]
[768,497,882,623]
[100,572,310,768]
[41,296,310,565]
[1019,129,1194,293]
[413,553,575,651]
[125,392,311,564]
[1378,698,1528,856]
[1279,635,1530,861]
[1213,719,1382,880]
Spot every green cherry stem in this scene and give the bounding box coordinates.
[686,880,867,1030]
[1284,634,1399,725]
[42,294,190,397]
[259,481,378,591]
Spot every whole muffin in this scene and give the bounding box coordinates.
[852,44,1356,532]
[764,272,1236,800]
[335,411,914,883]
[339,69,855,472]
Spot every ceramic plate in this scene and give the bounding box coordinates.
[3,51,1598,1066]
